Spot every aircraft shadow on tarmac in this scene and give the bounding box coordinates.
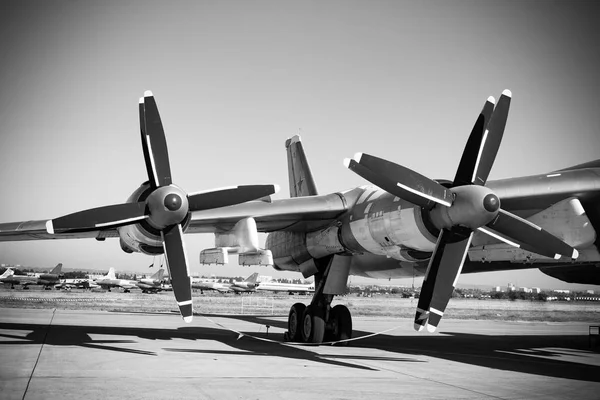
[0,314,598,381]
[209,314,600,382]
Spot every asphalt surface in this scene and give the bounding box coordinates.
[0,307,599,399]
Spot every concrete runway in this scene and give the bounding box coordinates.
[0,308,599,400]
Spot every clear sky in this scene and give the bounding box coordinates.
[1,1,599,290]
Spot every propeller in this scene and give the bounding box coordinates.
[46,91,279,322]
[344,90,578,332]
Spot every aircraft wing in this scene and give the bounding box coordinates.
[0,220,118,241]
[0,194,346,241]
[185,193,347,233]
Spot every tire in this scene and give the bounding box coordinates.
[287,303,306,342]
[301,305,325,344]
[328,304,352,345]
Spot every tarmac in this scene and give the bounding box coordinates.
[0,307,599,400]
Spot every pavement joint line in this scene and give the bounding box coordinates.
[364,359,509,400]
[23,307,56,400]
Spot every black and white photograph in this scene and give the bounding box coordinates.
[1,1,599,399]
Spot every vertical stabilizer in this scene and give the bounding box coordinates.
[285,135,318,197]
[49,263,63,275]
[244,272,259,283]
[151,269,165,281]
[106,267,116,280]
[0,268,14,279]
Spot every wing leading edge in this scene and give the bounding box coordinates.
[0,193,348,241]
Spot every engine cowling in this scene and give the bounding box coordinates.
[266,187,438,272]
[116,182,191,255]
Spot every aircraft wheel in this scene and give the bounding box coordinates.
[23,286,29,290]
[327,304,352,345]
[287,303,306,342]
[301,304,325,343]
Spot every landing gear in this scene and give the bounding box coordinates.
[287,303,305,342]
[284,255,353,345]
[301,304,325,343]
[326,304,352,343]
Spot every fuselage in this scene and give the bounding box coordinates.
[256,281,315,292]
[1,272,61,287]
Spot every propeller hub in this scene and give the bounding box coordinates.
[483,193,500,213]
[164,193,182,211]
[429,185,500,231]
[146,185,190,229]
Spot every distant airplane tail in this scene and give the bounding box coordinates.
[285,135,318,198]
[0,268,14,279]
[49,263,63,275]
[105,267,116,280]
[150,269,165,281]
[244,272,259,283]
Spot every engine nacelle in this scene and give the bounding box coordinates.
[116,182,191,255]
[266,187,438,272]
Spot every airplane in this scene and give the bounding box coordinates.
[0,264,63,290]
[0,91,277,322]
[136,269,166,293]
[256,279,315,294]
[192,272,260,294]
[185,89,599,343]
[54,278,100,290]
[94,267,141,292]
[1,90,599,345]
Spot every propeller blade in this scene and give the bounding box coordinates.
[344,154,453,209]
[162,224,193,322]
[452,96,495,186]
[143,91,172,188]
[487,209,579,260]
[471,90,512,185]
[47,202,147,233]
[187,184,279,212]
[414,230,473,332]
[139,97,156,186]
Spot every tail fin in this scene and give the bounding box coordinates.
[244,272,259,283]
[285,135,318,197]
[49,263,63,275]
[0,268,14,279]
[150,269,165,280]
[105,267,116,280]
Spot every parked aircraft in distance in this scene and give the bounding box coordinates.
[55,278,99,290]
[94,268,138,292]
[192,272,259,294]
[256,280,315,294]
[1,90,599,345]
[136,269,166,293]
[0,264,63,289]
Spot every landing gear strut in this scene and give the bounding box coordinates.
[285,255,352,344]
